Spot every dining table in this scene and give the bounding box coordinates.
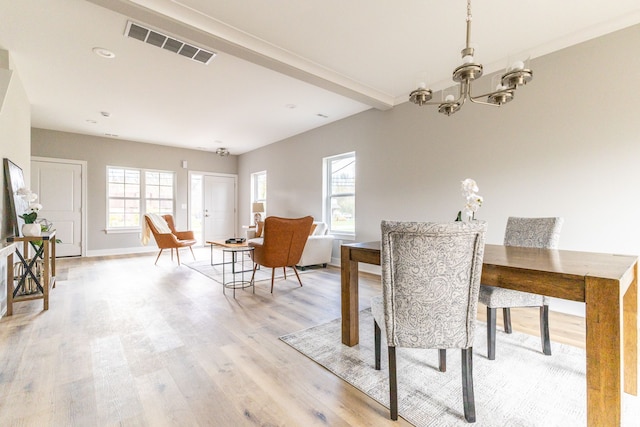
[340,241,638,427]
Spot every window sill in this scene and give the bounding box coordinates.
[105,228,141,234]
[330,232,356,241]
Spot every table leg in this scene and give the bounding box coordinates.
[341,245,360,346]
[43,240,50,310]
[7,252,13,316]
[585,276,622,427]
[623,261,638,396]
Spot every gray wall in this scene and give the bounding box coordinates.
[31,129,237,255]
[237,25,640,315]
[239,25,640,255]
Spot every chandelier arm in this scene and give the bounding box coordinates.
[470,84,517,100]
[468,96,501,107]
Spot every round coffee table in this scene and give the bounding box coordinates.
[221,246,255,298]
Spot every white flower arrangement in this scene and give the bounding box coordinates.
[16,188,42,224]
[458,178,483,221]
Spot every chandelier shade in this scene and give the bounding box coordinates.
[409,0,533,116]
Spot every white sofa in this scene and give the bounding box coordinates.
[246,221,334,270]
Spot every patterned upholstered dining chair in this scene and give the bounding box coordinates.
[371,220,487,423]
[479,216,563,360]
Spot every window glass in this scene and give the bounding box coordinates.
[251,171,267,223]
[107,167,174,230]
[324,152,355,235]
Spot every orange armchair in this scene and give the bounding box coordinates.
[248,215,314,292]
[144,214,196,265]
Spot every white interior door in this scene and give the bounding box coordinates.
[203,175,236,242]
[31,158,84,257]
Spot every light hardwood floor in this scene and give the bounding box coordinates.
[0,247,585,426]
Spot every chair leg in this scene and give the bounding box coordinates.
[250,263,258,285]
[170,248,174,261]
[503,307,512,333]
[189,246,196,261]
[270,269,275,293]
[283,267,287,280]
[540,304,552,355]
[292,267,303,287]
[155,249,163,265]
[439,349,446,372]
[388,346,398,421]
[176,248,181,265]
[487,307,497,360]
[374,321,381,370]
[461,348,476,423]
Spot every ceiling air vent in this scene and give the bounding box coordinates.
[124,21,216,65]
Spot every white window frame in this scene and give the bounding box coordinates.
[251,170,267,223]
[323,152,355,238]
[106,166,176,233]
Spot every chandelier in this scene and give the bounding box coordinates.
[215,147,230,156]
[409,0,533,116]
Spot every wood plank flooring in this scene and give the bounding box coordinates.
[0,247,586,426]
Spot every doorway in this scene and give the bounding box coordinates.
[189,172,237,243]
[31,157,86,257]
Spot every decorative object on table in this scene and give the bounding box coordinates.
[456,178,483,221]
[3,158,28,237]
[224,237,245,244]
[409,0,533,116]
[478,216,563,360]
[16,187,43,237]
[252,202,265,226]
[371,220,487,423]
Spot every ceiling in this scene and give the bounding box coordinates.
[1,0,639,155]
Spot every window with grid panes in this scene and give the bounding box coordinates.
[106,167,175,230]
[324,152,355,235]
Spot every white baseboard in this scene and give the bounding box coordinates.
[85,246,157,257]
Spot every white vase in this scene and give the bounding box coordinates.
[22,223,41,237]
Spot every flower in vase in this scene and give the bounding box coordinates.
[17,188,42,224]
[457,178,483,221]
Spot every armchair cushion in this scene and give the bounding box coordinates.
[296,221,334,268]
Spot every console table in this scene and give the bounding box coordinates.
[6,231,57,315]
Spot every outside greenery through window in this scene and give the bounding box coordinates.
[107,167,174,230]
[325,152,355,235]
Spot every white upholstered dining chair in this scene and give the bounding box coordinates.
[371,220,487,423]
[478,216,563,360]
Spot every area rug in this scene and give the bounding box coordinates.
[185,250,311,284]
[280,309,640,427]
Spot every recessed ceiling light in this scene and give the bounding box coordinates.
[101,111,111,117]
[317,113,329,118]
[86,119,97,124]
[285,104,297,109]
[92,47,116,59]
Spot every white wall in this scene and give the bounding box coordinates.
[238,25,640,316]
[0,49,30,315]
